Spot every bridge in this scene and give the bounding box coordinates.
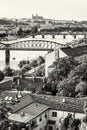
[30,32,87,39]
[0,39,65,66]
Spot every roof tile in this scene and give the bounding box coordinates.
[31,94,85,113]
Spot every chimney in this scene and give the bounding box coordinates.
[20,112,25,117]
[62,98,65,103]
[17,91,22,98]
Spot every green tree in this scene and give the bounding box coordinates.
[30,26,38,34]
[30,60,38,68]
[68,119,81,130]
[20,64,31,74]
[18,60,30,68]
[61,113,72,130]
[75,81,87,96]
[45,57,78,96]
[37,56,45,65]
[0,71,4,82]
[3,67,13,76]
[60,114,80,130]
[81,71,87,81]
[17,28,24,36]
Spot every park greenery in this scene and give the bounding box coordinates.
[44,54,87,97]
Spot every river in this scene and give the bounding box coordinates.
[0,35,84,70]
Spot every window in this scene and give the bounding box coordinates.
[45,125,47,130]
[48,126,53,130]
[45,112,47,118]
[45,114,47,118]
[31,120,37,127]
[52,112,57,117]
[39,116,42,122]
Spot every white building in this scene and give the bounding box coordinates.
[32,94,85,130]
[45,49,67,77]
[8,102,49,130]
[6,93,86,130]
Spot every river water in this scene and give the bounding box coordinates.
[0,35,84,70]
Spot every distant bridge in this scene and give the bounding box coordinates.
[0,39,65,66]
[31,32,87,39]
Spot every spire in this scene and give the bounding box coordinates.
[32,14,34,18]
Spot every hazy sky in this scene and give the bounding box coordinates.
[0,0,87,20]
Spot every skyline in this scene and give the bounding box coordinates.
[0,0,86,21]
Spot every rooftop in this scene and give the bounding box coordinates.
[8,94,34,113]
[1,91,86,115]
[8,113,35,123]
[8,102,49,123]
[61,45,87,57]
[61,38,87,57]
[31,94,85,113]
[16,102,49,116]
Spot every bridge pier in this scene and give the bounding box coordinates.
[32,35,35,38]
[5,49,10,66]
[63,34,66,39]
[52,35,55,38]
[74,35,76,39]
[84,35,86,38]
[42,35,45,38]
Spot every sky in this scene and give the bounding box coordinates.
[0,0,87,21]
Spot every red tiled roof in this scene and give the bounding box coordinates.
[16,102,49,116]
[8,94,34,113]
[61,38,87,57]
[31,94,85,113]
[61,45,87,57]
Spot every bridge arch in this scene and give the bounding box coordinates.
[0,39,65,66]
[0,39,65,51]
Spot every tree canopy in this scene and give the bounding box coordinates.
[60,114,81,130]
[0,71,4,82]
[3,67,13,76]
[44,54,87,97]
